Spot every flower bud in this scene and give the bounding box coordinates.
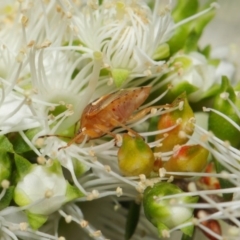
[13,155,83,229]
[118,134,154,176]
[112,68,130,87]
[14,158,67,215]
[199,163,220,189]
[160,51,221,103]
[202,220,222,240]
[155,93,194,152]
[197,210,222,240]
[143,182,198,237]
[164,145,209,177]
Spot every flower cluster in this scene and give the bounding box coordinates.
[0,1,240,240]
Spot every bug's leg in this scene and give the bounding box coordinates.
[127,104,171,124]
[58,132,87,150]
[109,118,142,138]
[74,120,81,134]
[39,134,72,139]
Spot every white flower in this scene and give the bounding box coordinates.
[169,51,218,102]
[14,162,68,215]
[25,48,103,136]
[211,46,237,84]
[60,0,175,86]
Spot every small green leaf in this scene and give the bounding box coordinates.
[45,159,63,176]
[172,0,198,22]
[153,43,170,60]
[169,81,198,99]
[0,135,14,152]
[0,186,14,210]
[181,223,194,237]
[125,201,141,240]
[184,31,199,52]
[201,84,220,100]
[147,116,158,143]
[7,133,32,153]
[209,76,240,147]
[0,151,12,182]
[201,45,211,58]
[214,159,234,201]
[27,211,48,230]
[157,222,169,237]
[169,1,216,55]
[181,231,194,240]
[209,76,239,200]
[14,154,32,179]
[168,25,189,55]
[65,182,85,202]
[72,158,89,178]
[112,69,130,88]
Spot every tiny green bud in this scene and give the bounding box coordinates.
[118,134,154,176]
[13,159,68,215]
[143,182,198,237]
[13,157,83,225]
[111,68,130,88]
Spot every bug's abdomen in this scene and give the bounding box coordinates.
[79,86,151,141]
[109,87,150,122]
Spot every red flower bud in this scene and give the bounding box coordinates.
[164,145,209,177]
[155,93,194,152]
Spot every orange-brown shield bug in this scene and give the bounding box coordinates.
[59,86,151,149]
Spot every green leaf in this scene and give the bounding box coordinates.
[169,81,198,99]
[45,159,63,176]
[72,158,89,178]
[200,84,221,100]
[0,186,14,210]
[7,132,32,153]
[147,116,158,143]
[65,182,85,202]
[181,232,193,240]
[153,43,170,60]
[27,211,48,230]
[208,76,240,147]
[194,3,216,36]
[169,1,216,55]
[157,222,169,237]
[181,223,194,237]
[184,31,199,52]
[214,159,234,201]
[209,76,240,201]
[0,150,12,182]
[125,201,141,240]
[0,135,14,152]
[168,25,189,55]
[200,45,211,58]
[172,0,198,22]
[14,154,32,179]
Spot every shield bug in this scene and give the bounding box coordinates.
[59,86,152,149]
